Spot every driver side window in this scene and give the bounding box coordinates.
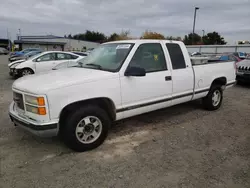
[37,53,56,62]
[128,43,167,73]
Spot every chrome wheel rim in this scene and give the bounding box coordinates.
[22,70,32,76]
[212,90,221,106]
[75,116,102,144]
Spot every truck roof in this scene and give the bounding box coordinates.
[105,39,183,44]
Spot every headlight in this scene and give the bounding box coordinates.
[10,63,19,68]
[25,105,46,115]
[23,95,46,115]
[25,95,45,106]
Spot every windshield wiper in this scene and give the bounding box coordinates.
[85,63,102,70]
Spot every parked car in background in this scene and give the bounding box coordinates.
[9,50,43,62]
[191,52,202,56]
[9,40,236,151]
[8,51,43,76]
[85,48,95,54]
[236,56,250,84]
[219,54,242,64]
[87,48,94,51]
[71,51,88,57]
[9,51,81,77]
[233,52,247,60]
[0,47,9,55]
[52,56,85,70]
[9,48,41,61]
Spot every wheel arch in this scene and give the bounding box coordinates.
[58,97,116,131]
[211,77,227,88]
[22,67,35,73]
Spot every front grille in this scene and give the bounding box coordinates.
[238,66,250,72]
[13,92,24,110]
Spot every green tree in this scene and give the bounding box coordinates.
[183,33,201,45]
[72,30,107,43]
[140,30,165,39]
[84,30,107,42]
[202,32,227,45]
[109,30,133,41]
[107,33,119,41]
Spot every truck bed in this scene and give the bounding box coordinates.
[192,60,236,100]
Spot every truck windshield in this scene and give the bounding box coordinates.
[77,43,134,72]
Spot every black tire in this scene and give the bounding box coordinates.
[21,68,34,76]
[60,105,111,152]
[202,84,223,111]
[236,80,243,85]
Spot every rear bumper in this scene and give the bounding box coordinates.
[9,102,59,137]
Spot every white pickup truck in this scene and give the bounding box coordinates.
[9,40,236,152]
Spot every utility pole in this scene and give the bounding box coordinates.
[192,7,199,45]
[6,28,10,50]
[202,30,205,37]
[18,29,21,40]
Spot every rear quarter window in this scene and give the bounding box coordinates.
[166,43,186,69]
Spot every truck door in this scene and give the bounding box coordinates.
[165,43,194,105]
[120,42,173,118]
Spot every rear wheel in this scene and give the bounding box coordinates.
[60,105,111,152]
[202,85,223,111]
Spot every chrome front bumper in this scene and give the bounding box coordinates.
[9,102,59,137]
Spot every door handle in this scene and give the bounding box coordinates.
[165,76,172,81]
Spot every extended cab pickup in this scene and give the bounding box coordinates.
[9,40,236,152]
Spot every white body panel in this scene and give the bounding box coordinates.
[192,62,235,99]
[167,42,194,106]
[10,40,236,133]
[8,59,26,68]
[35,59,66,72]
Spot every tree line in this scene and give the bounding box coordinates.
[64,30,227,45]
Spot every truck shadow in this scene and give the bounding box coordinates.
[111,99,208,135]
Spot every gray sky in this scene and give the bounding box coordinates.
[0,0,249,44]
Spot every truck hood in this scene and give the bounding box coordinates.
[12,68,117,94]
[8,59,26,67]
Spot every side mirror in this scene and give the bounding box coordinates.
[36,58,41,62]
[125,66,146,77]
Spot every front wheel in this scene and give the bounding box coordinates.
[202,85,223,111]
[21,68,34,76]
[60,105,111,152]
